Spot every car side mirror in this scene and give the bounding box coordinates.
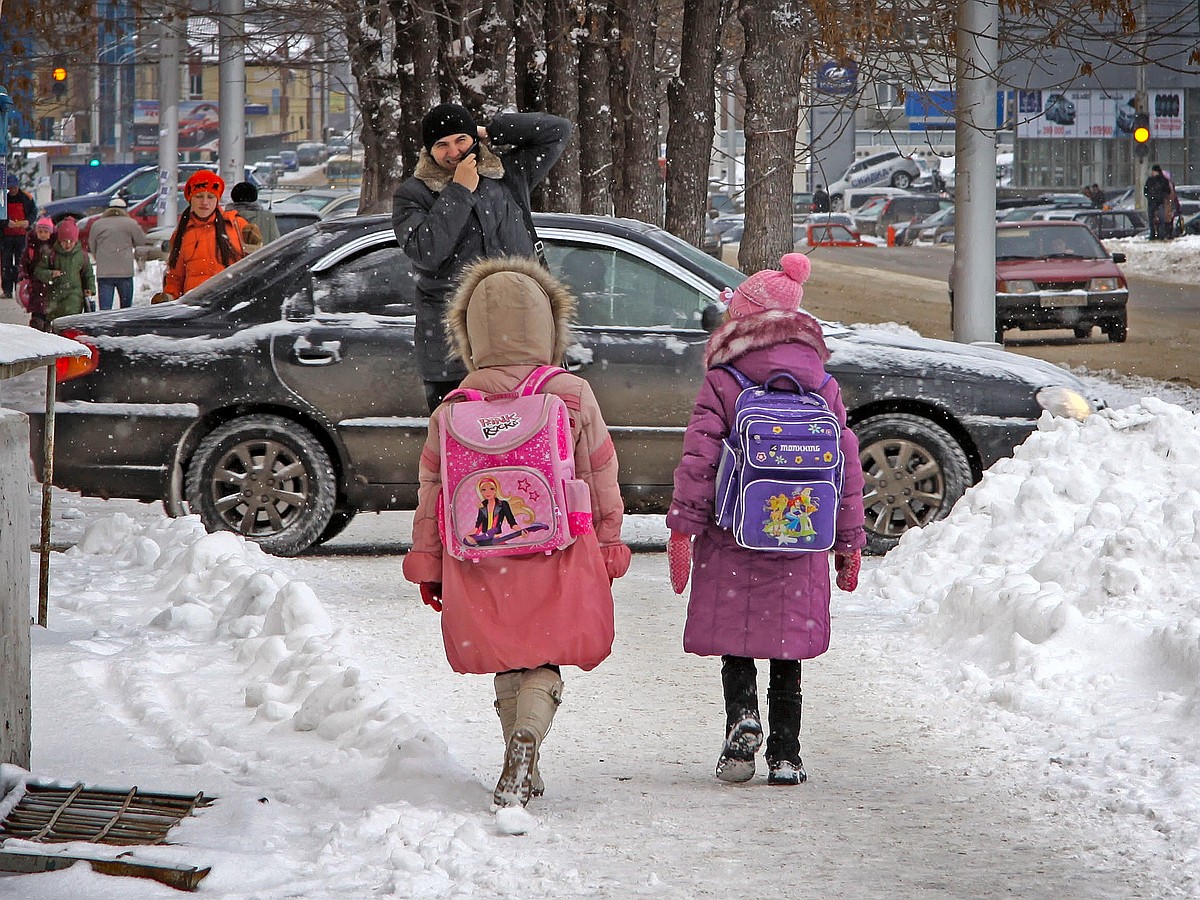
[707,209,719,219]
[701,302,726,332]
[1111,252,1126,263]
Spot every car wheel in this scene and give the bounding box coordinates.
[856,413,973,555]
[1106,317,1128,343]
[185,414,337,557]
[314,506,357,546]
[831,195,844,212]
[891,172,912,189]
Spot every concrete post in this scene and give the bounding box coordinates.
[0,408,32,768]
[218,0,246,197]
[158,12,181,225]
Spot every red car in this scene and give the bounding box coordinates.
[79,191,185,251]
[950,221,1128,344]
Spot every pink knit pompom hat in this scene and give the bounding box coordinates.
[727,252,812,318]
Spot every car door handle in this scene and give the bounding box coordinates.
[293,337,342,365]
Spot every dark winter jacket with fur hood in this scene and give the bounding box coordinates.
[667,308,866,661]
[402,256,630,674]
[391,112,571,381]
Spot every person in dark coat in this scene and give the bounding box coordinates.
[2,174,38,299]
[666,253,866,787]
[1144,165,1172,240]
[228,181,281,250]
[392,104,571,412]
[810,184,830,213]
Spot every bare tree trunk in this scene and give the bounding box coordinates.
[461,0,515,117]
[737,0,806,273]
[664,0,729,246]
[346,0,403,214]
[541,0,582,211]
[578,0,613,214]
[610,0,661,224]
[392,0,440,179]
[514,0,546,111]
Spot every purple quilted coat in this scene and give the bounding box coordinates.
[667,309,866,660]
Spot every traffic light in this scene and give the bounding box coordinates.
[1132,112,1151,158]
[52,66,68,100]
[88,148,101,167]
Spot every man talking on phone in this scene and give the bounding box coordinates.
[393,104,572,412]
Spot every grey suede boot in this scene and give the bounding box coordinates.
[494,671,545,797]
[493,666,563,808]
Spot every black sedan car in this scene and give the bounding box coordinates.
[35,214,1098,556]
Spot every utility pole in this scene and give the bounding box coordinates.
[951,0,999,344]
[1133,0,1149,213]
[218,0,246,196]
[158,11,181,224]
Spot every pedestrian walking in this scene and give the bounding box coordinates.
[666,252,866,786]
[227,181,280,251]
[18,217,56,330]
[32,217,95,322]
[88,197,150,310]
[392,103,571,412]
[154,171,258,302]
[2,174,38,299]
[1144,164,1172,240]
[401,255,630,809]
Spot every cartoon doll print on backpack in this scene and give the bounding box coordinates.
[714,365,844,552]
[439,364,593,561]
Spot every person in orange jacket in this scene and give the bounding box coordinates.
[155,171,259,302]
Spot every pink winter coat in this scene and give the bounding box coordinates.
[402,257,631,674]
[667,309,866,660]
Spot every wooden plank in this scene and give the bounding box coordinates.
[0,850,211,892]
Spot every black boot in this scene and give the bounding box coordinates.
[716,656,762,783]
[766,659,807,786]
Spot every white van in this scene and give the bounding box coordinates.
[839,185,913,214]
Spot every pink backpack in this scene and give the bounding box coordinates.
[438,366,593,562]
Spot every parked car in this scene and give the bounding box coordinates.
[44,165,264,223]
[864,194,952,238]
[282,188,362,219]
[839,185,913,216]
[1028,208,1147,240]
[828,151,922,209]
[33,214,1097,558]
[278,150,300,173]
[78,190,186,252]
[295,142,329,166]
[950,221,1128,344]
[917,207,956,244]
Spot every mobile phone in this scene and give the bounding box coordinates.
[466,138,481,160]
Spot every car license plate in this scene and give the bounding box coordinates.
[1040,294,1085,307]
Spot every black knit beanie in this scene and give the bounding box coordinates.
[422,104,477,152]
[230,181,258,203]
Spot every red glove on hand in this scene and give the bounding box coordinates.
[668,531,693,595]
[420,582,443,612]
[834,550,861,593]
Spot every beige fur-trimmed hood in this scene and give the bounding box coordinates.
[445,255,577,371]
[412,142,506,193]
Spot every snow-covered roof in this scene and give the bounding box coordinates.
[0,324,89,378]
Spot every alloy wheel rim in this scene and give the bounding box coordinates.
[860,437,945,538]
[209,438,310,536]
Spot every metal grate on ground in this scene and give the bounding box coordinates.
[0,781,213,846]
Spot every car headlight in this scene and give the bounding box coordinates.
[1036,386,1093,421]
[1087,277,1123,291]
[999,279,1037,294]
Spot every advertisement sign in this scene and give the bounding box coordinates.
[905,90,955,130]
[1015,88,1182,139]
[816,62,857,95]
[132,100,221,151]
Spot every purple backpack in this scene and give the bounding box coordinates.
[438,366,593,563]
[713,365,843,552]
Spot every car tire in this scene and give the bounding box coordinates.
[185,414,337,557]
[891,172,912,189]
[1106,317,1128,343]
[314,506,357,546]
[855,413,973,555]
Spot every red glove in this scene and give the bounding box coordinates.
[668,531,693,595]
[420,582,443,612]
[834,550,861,593]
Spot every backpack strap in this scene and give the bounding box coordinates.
[715,364,754,389]
[518,365,568,396]
[442,387,486,403]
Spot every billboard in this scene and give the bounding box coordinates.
[905,90,1012,130]
[1015,89,1184,139]
[132,100,221,151]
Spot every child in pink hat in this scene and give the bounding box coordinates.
[665,251,865,787]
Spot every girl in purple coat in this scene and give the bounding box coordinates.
[667,253,866,786]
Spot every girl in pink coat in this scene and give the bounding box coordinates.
[402,255,631,809]
[667,253,866,786]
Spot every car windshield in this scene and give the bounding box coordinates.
[996,225,1107,260]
